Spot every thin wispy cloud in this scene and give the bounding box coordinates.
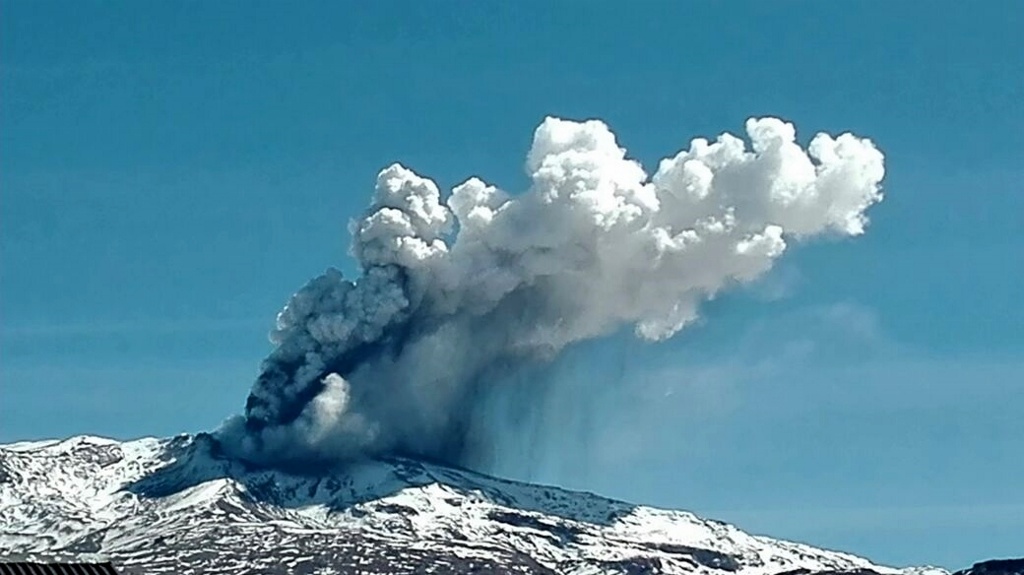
[0,317,267,340]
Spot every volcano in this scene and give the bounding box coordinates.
[0,434,965,575]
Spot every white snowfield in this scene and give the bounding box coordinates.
[0,435,948,575]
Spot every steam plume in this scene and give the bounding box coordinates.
[219,116,885,468]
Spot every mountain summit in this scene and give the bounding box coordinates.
[1,434,945,575]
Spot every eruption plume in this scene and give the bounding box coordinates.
[219,116,885,468]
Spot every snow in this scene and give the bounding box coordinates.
[2,439,63,452]
[0,434,944,575]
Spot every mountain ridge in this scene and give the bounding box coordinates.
[0,434,973,575]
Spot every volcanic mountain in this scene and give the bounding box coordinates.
[0,433,963,575]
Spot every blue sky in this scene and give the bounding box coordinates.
[2,0,1022,568]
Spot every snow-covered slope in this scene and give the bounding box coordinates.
[0,434,946,575]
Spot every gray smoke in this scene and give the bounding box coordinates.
[219,116,885,468]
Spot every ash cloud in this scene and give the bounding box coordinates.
[218,116,885,469]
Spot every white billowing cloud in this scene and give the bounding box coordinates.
[223,116,885,468]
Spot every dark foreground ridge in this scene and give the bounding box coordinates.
[954,560,1024,575]
[0,563,119,575]
[782,565,1024,575]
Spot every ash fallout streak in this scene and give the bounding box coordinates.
[218,116,886,470]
